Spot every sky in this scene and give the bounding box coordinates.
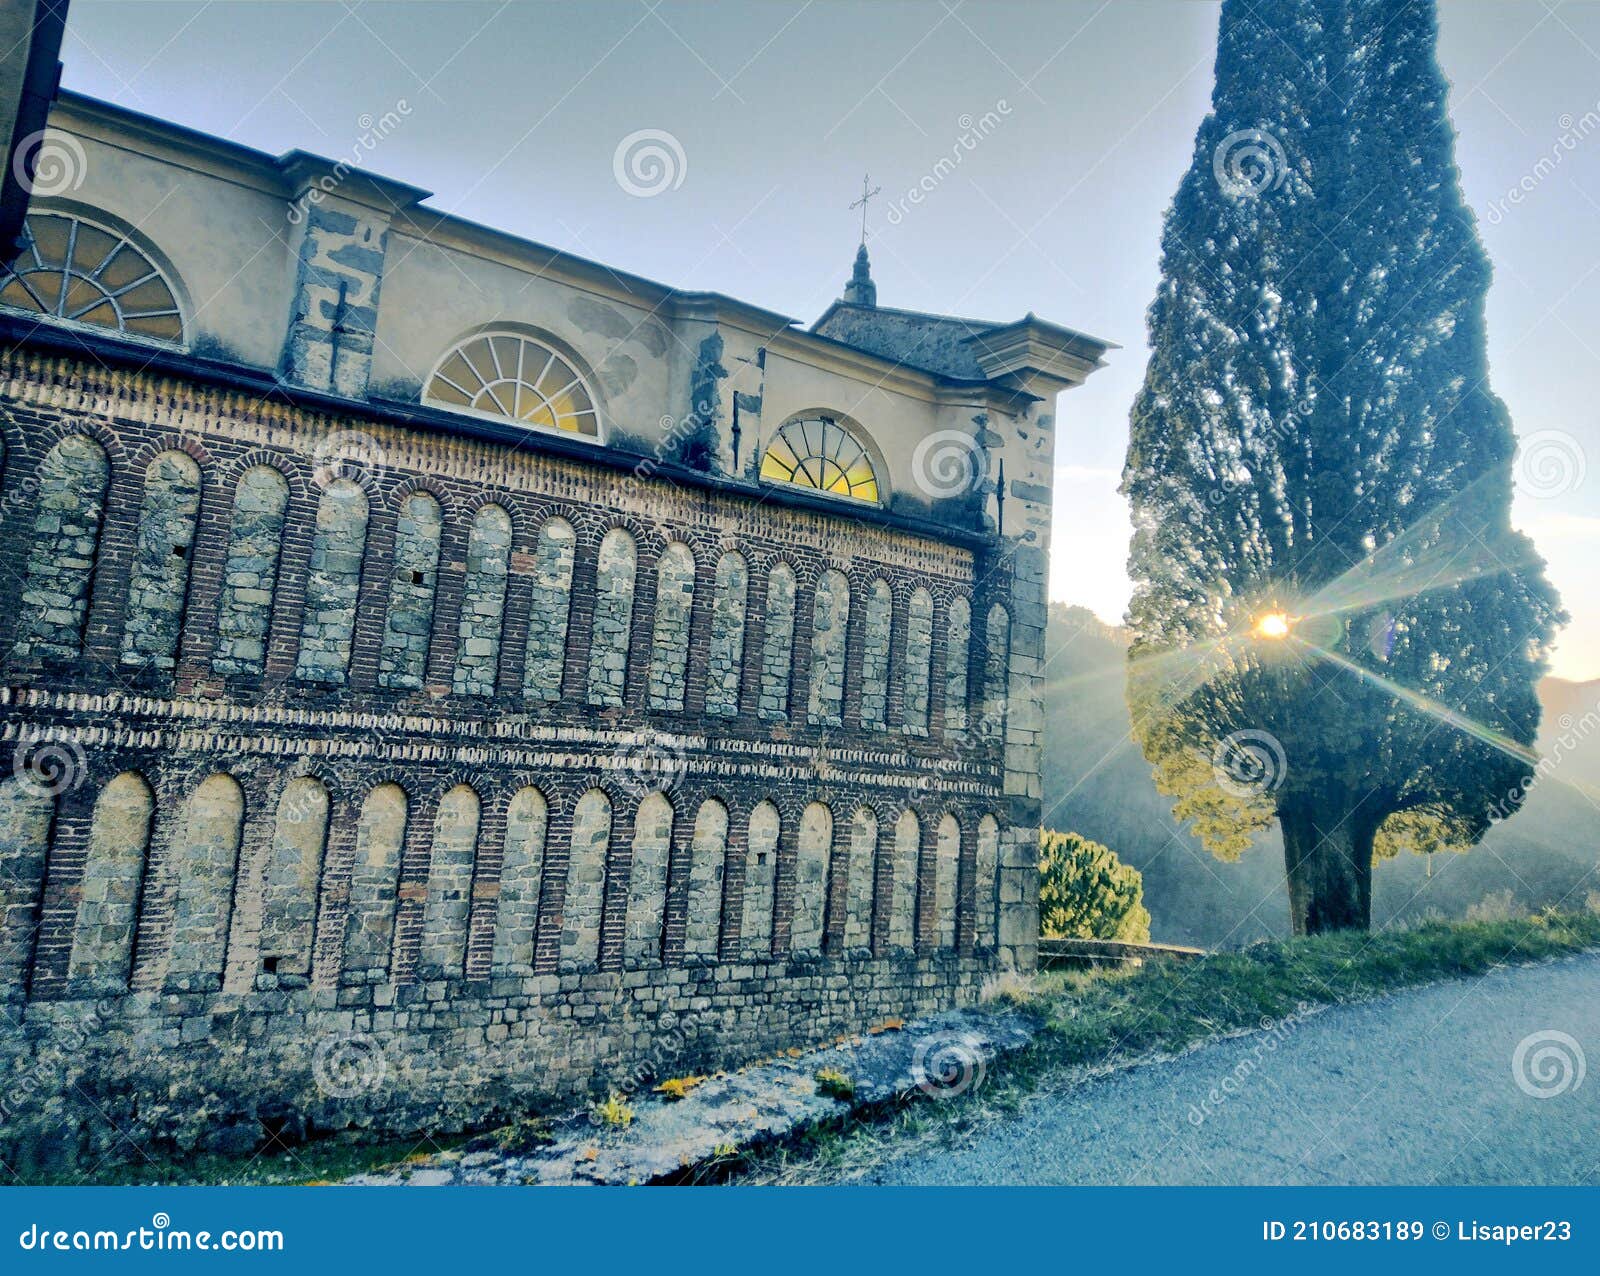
[56,0,1600,681]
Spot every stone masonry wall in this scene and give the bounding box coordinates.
[0,351,1027,1169]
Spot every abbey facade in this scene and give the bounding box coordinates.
[0,92,1108,1162]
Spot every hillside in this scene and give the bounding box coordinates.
[1042,604,1600,946]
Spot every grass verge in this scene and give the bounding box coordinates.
[716,910,1600,1184]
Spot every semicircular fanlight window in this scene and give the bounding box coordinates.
[0,212,184,344]
[760,415,879,503]
[425,332,600,438]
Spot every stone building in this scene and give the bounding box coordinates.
[0,92,1109,1162]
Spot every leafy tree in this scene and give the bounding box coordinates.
[1039,830,1151,942]
[1123,0,1563,934]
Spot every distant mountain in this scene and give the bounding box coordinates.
[1041,604,1600,947]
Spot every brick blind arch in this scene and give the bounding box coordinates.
[120,449,202,671]
[213,465,290,677]
[453,504,513,696]
[340,783,408,982]
[377,491,442,690]
[622,790,673,967]
[523,516,576,701]
[807,570,850,727]
[859,578,893,729]
[489,785,548,975]
[17,434,110,659]
[67,770,155,993]
[646,541,696,711]
[844,805,878,951]
[757,562,797,722]
[704,551,748,718]
[888,808,919,952]
[740,800,779,957]
[585,529,637,707]
[295,479,370,685]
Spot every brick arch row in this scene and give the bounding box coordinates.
[0,762,1006,1004]
[0,434,1012,745]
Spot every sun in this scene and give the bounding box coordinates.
[1252,611,1293,640]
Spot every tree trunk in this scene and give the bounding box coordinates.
[1280,795,1377,935]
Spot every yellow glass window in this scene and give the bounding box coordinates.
[0,213,184,344]
[424,333,599,438]
[760,416,879,503]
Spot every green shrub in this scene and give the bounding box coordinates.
[1039,830,1152,942]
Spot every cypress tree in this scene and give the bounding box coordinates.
[1123,0,1565,934]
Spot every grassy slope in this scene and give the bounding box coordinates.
[26,913,1599,1186]
[727,911,1600,1184]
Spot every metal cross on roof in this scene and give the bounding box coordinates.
[849,173,881,246]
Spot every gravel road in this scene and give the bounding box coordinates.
[869,951,1600,1186]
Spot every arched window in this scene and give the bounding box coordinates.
[684,798,728,960]
[260,777,329,983]
[944,597,972,738]
[214,466,289,677]
[0,775,55,998]
[982,603,1011,741]
[420,784,479,977]
[121,450,202,670]
[759,416,879,502]
[295,479,370,685]
[524,517,576,701]
[935,813,960,949]
[341,784,407,982]
[68,771,154,992]
[646,541,696,711]
[491,786,548,975]
[903,587,934,734]
[424,332,599,438]
[705,552,748,718]
[859,579,892,729]
[18,435,109,659]
[889,809,919,952]
[807,569,850,726]
[741,801,779,958]
[586,528,637,707]
[792,802,832,956]
[1,212,184,343]
[560,788,611,971]
[165,774,244,991]
[845,806,877,952]
[974,816,1000,950]
[623,792,673,967]
[453,504,513,696]
[758,562,796,721]
[378,491,442,690]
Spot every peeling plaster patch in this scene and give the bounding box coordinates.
[568,296,669,357]
[595,352,638,398]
